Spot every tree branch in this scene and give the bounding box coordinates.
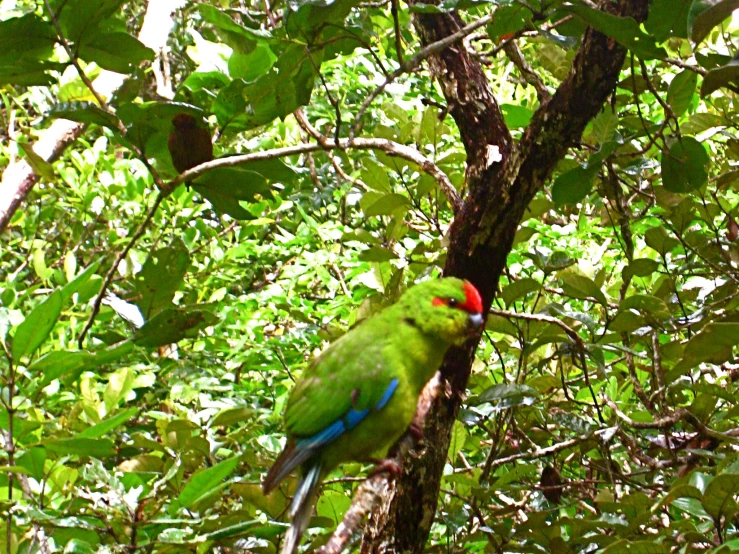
[503,40,551,102]
[171,136,462,212]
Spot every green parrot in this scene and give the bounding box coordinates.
[262,277,484,553]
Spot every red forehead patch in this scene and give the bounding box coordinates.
[460,281,483,314]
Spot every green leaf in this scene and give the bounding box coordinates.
[646,0,692,40]
[702,473,739,519]
[623,259,660,281]
[0,466,29,475]
[448,421,467,464]
[673,496,712,518]
[63,539,96,554]
[199,520,273,541]
[103,368,136,412]
[560,274,608,308]
[661,137,709,193]
[689,0,739,45]
[78,32,154,74]
[30,340,134,386]
[285,0,356,37]
[0,14,57,63]
[658,484,703,509]
[16,448,46,481]
[552,164,598,206]
[717,169,739,188]
[485,315,519,337]
[501,278,541,307]
[512,226,537,246]
[601,539,668,553]
[501,104,533,129]
[78,408,137,439]
[486,4,530,41]
[61,260,102,303]
[56,0,126,44]
[215,46,317,131]
[182,71,230,95]
[667,70,698,116]
[472,383,539,407]
[358,247,398,262]
[681,112,724,134]
[18,142,55,180]
[192,167,273,219]
[45,437,116,458]
[134,238,190,319]
[192,184,253,220]
[620,294,671,320]
[644,227,679,255]
[364,194,411,217]
[133,306,219,348]
[592,110,619,145]
[210,407,254,428]
[242,159,298,184]
[0,60,66,86]
[47,101,121,130]
[198,4,273,54]
[12,290,62,360]
[701,53,739,97]
[177,455,240,509]
[675,323,739,373]
[360,159,392,193]
[565,4,666,59]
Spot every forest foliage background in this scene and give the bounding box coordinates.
[2,0,739,552]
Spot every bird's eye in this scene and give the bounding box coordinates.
[448,297,458,307]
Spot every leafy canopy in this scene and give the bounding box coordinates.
[2,0,739,552]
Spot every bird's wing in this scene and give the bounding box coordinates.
[262,324,400,493]
[284,323,399,439]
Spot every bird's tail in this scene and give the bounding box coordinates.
[281,462,322,554]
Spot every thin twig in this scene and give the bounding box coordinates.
[651,331,666,412]
[489,308,604,423]
[486,434,593,472]
[607,400,739,445]
[349,12,496,139]
[42,0,121,131]
[77,192,165,347]
[390,0,404,65]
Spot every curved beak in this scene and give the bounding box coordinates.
[468,312,484,330]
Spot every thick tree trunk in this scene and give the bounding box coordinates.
[360,1,649,551]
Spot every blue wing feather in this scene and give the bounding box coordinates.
[375,378,398,410]
[297,378,398,449]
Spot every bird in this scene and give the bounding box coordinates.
[167,113,214,175]
[262,277,485,554]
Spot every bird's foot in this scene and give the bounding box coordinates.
[368,458,403,478]
[408,423,424,441]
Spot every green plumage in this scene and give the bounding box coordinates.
[263,278,484,553]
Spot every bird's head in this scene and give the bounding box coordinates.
[401,278,485,344]
[171,113,199,130]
